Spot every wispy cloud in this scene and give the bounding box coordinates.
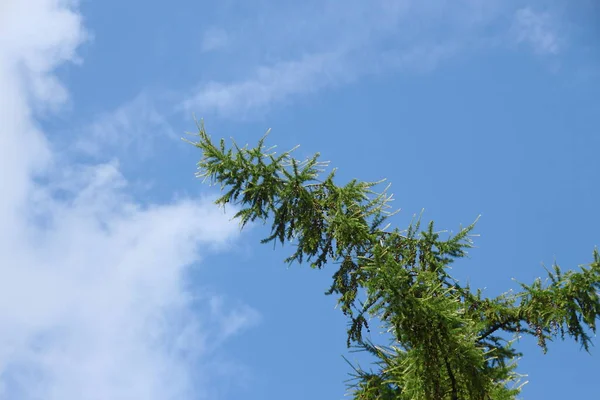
[73,92,176,160]
[177,0,583,119]
[512,7,562,55]
[181,0,520,119]
[182,51,351,118]
[0,1,257,399]
[209,296,261,340]
[182,41,461,119]
[201,27,229,53]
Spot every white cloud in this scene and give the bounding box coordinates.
[180,0,575,119]
[512,7,562,55]
[0,0,85,111]
[182,51,351,118]
[180,0,513,118]
[0,1,257,399]
[182,41,461,118]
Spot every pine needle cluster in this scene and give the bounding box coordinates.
[187,123,600,400]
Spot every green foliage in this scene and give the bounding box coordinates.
[187,122,600,400]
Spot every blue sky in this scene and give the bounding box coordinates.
[0,0,598,399]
